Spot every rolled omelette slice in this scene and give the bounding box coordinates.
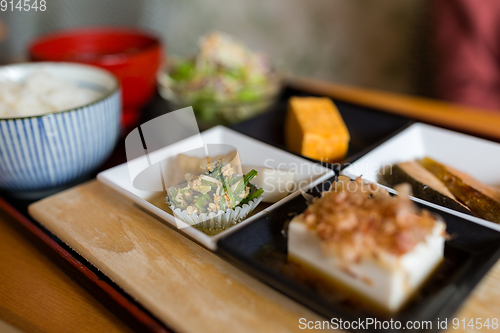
[285,97,350,163]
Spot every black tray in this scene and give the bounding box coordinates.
[217,175,500,333]
[2,87,414,332]
[231,88,412,165]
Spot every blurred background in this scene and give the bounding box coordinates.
[1,0,498,112]
[0,0,430,95]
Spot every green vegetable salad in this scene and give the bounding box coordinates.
[167,159,264,215]
[163,31,279,123]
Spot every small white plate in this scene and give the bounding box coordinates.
[98,125,334,250]
[342,122,500,232]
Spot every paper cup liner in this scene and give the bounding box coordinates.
[167,184,263,235]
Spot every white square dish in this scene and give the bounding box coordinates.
[97,125,335,250]
[341,122,500,232]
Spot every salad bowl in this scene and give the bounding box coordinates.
[157,32,284,128]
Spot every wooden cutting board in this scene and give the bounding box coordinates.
[28,180,500,333]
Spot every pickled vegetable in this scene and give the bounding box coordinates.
[419,157,500,223]
[380,161,473,216]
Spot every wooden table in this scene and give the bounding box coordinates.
[2,79,500,333]
[0,208,133,333]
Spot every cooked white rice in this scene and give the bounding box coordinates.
[0,71,104,118]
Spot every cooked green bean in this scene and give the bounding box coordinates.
[167,158,263,214]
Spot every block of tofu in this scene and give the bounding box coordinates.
[285,97,350,162]
[287,177,446,313]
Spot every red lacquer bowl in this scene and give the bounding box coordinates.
[29,27,164,129]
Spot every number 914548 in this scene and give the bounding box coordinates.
[1,0,46,11]
[453,318,499,330]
